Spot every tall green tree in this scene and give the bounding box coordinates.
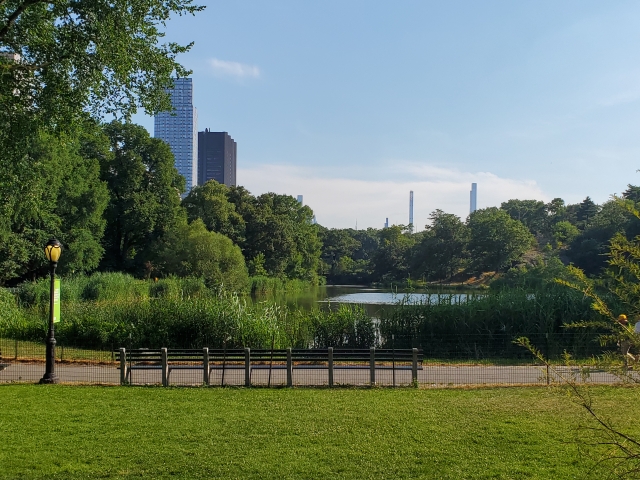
[413,210,469,280]
[371,225,415,281]
[157,219,248,292]
[467,208,535,273]
[0,124,109,284]
[182,180,245,244]
[500,199,549,237]
[100,121,185,274]
[0,0,202,124]
[576,196,600,229]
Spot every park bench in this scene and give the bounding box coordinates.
[116,347,423,387]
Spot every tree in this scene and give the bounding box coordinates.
[552,221,579,247]
[413,210,469,280]
[100,121,185,273]
[622,184,640,203]
[0,0,203,125]
[0,123,109,284]
[224,190,321,282]
[182,180,245,244]
[500,199,549,237]
[567,199,634,276]
[576,196,600,229]
[467,208,535,273]
[371,225,415,281]
[157,219,248,292]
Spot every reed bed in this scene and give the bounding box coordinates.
[0,274,613,360]
[379,285,610,358]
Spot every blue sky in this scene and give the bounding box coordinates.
[133,1,640,229]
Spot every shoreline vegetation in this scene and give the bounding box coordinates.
[0,272,610,361]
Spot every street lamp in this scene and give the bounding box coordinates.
[40,238,62,384]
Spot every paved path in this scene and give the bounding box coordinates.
[0,361,624,386]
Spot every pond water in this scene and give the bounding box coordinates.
[250,285,481,315]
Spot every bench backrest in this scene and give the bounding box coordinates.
[116,348,423,364]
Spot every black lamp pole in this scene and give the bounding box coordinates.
[40,239,61,384]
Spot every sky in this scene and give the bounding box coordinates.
[132,1,640,230]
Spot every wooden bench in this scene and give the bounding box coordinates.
[116,347,423,387]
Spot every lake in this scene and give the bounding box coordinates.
[251,285,481,315]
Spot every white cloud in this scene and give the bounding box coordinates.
[238,163,549,230]
[208,58,260,79]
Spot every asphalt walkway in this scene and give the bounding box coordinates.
[0,361,623,386]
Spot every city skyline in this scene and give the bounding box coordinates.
[133,2,640,228]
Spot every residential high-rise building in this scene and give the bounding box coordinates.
[470,183,478,213]
[198,130,237,187]
[409,191,414,233]
[154,78,198,193]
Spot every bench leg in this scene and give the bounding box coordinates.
[203,347,210,386]
[244,348,251,387]
[119,348,127,386]
[328,347,334,387]
[161,348,168,387]
[370,347,376,386]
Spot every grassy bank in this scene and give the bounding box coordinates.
[1,385,638,479]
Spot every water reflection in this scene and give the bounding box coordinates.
[250,285,481,315]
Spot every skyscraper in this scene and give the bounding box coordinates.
[154,78,198,193]
[297,195,303,204]
[409,190,414,233]
[198,130,237,187]
[470,183,478,213]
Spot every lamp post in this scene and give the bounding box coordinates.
[40,238,62,384]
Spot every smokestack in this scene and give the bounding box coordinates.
[470,183,477,213]
[409,191,414,233]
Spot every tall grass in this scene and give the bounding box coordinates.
[4,272,370,351]
[2,273,613,359]
[379,284,609,357]
[249,276,318,296]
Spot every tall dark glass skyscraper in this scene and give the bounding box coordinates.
[154,78,198,193]
[198,130,237,187]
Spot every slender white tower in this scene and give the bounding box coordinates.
[470,183,478,213]
[409,191,414,233]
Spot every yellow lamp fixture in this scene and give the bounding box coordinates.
[44,238,62,264]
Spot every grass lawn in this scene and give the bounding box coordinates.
[1,385,639,479]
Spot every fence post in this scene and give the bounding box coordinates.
[244,347,251,387]
[370,347,376,386]
[412,348,418,385]
[161,347,168,387]
[203,347,210,386]
[286,348,293,387]
[328,347,334,387]
[119,348,127,385]
[14,338,18,360]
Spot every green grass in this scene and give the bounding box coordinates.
[0,338,114,363]
[1,385,639,479]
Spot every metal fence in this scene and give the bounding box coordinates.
[0,334,625,387]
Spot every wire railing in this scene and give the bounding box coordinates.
[0,333,623,387]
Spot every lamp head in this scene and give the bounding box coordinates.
[44,238,62,264]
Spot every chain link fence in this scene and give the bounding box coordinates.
[0,333,624,387]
